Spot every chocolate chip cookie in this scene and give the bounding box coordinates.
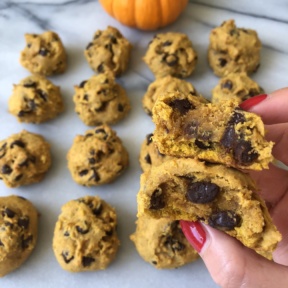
[152,91,273,170]
[67,125,129,186]
[130,215,198,269]
[0,130,51,188]
[20,31,67,76]
[84,26,132,77]
[0,195,38,277]
[208,20,261,77]
[53,196,119,272]
[212,72,264,104]
[73,72,130,126]
[9,75,64,123]
[142,75,206,116]
[137,158,281,259]
[143,32,198,78]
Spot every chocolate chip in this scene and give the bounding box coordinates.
[228,110,246,125]
[186,181,220,204]
[2,208,15,218]
[152,261,157,265]
[221,80,233,90]
[234,140,259,165]
[27,43,31,48]
[39,48,49,56]
[89,168,100,182]
[28,99,36,111]
[82,256,95,267]
[62,251,74,264]
[79,80,87,88]
[146,133,153,145]
[195,139,212,149]
[145,154,151,164]
[163,54,178,66]
[1,165,12,175]
[86,42,93,50]
[23,82,36,88]
[95,102,107,112]
[76,225,89,234]
[219,58,227,67]
[164,236,185,252]
[110,35,117,44]
[79,169,89,176]
[5,221,13,228]
[220,125,235,150]
[118,104,124,112]
[0,240,4,246]
[18,217,29,229]
[105,43,113,53]
[97,63,104,73]
[22,235,33,249]
[10,140,25,149]
[36,89,48,101]
[168,99,194,115]
[83,94,89,101]
[106,228,114,236]
[149,188,165,210]
[95,128,108,140]
[92,203,102,216]
[14,174,23,181]
[209,211,241,230]
[163,40,172,46]
[64,231,69,237]
[88,158,96,164]
[229,29,239,36]
[184,121,199,137]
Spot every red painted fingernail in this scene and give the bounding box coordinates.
[180,220,206,253]
[240,94,267,111]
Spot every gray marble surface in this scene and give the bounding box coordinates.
[0,1,287,287]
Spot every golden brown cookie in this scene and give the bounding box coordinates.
[142,75,206,116]
[0,130,51,188]
[0,195,38,277]
[130,215,198,269]
[20,31,67,76]
[152,91,273,170]
[53,196,119,272]
[208,20,261,77]
[137,158,281,259]
[67,125,129,186]
[73,72,130,126]
[143,32,198,78]
[84,26,132,77]
[9,75,64,123]
[212,72,264,104]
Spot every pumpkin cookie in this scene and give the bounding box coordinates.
[73,72,130,126]
[53,196,119,272]
[142,75,206,116]
[84,26,132,77]
[137,158,281,259]
[0,195,38,277]
[9,75,64,123]
[20,31,67,76]
[67,125,129,186]
[143,32,198,78]
[130,215,198,269]
[152,91,273,170]
[208,20,261,77]
[212,72,264,104]
[0,130,51,188]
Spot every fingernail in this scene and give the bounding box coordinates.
[180,220,206,253]
[240,94,268,111]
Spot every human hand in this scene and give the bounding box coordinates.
[181,89,288,288]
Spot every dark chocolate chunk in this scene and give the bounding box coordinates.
[118,104,124,112]
[64,231,70,237]
[149,188,165,210]
[95,128,108,140]
[234,140,259,165]
[27,43,31,48]
[82,256,95,267]
[23,82,36,88]
[221,80,233,90]
[144,154,151,164]
[85,133,93,138]
[219,58,227,67]
[228,110,246,125]
[184,121,199,137]
[220,125,236,150]
[79,169,89,176]
[168,99,194,115]
[36,89,48,101]
[152,261,157,265]
[209,211,241,231]
[88,158,96,164]
[163,40,172,46]
[86,42,93,50]
[110,35,118,44]
[83,94,89,101]
[146,133,153,145]
[10,140,25,149]
[186,181,220,204]
[22,235,33,249]
[79,80,87,88]
[195,139,212,150]
[1,165,12,175]
[105,228,114,236]
[39,48,49,56]
[76,225,89,234]
[92,203,102,216]
[14,174,23,181]
[18,217,29,229]
[97,63,104,73]
[164,236,185,252]
[163,53,178,66]
[89,168,100,182]
[62,251,74,264]
[2,208,16,218]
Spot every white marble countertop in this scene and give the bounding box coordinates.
[0,1,287,287]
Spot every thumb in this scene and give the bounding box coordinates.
[180,221,288,288]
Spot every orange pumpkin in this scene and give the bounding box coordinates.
[99,0,188,30]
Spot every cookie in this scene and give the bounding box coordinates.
[0,130,51,188]
[212,72,264,104]
[142,75,206,116]
[152,91,273,170]
[0,195,38,277]
[20,31,67,76]
[130,215,198,269]
[67,125,129,186]
[53,196,119,272]
[139,133,174,173]
[8,75,64,123]
[137,158,281,259]
[143,32,198,78]
[84,26,132,77]
[208,20,261,77]
[73,72,130,126]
